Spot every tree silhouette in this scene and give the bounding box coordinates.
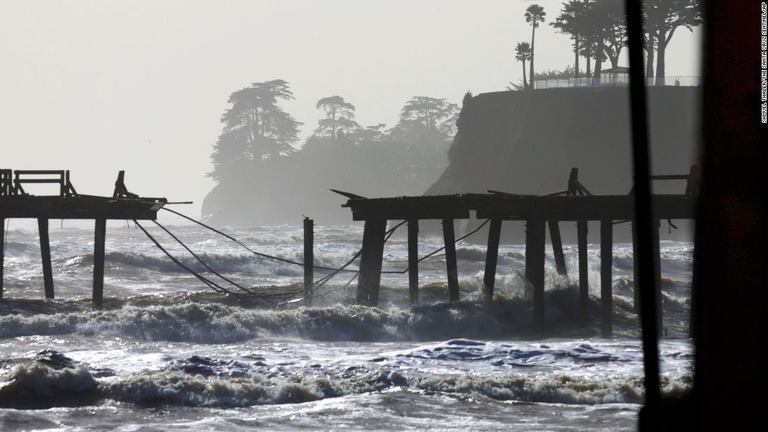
[209,79,301,181]
[314,95,360,142]
[596,0,628,70]
[515,42,533,89]
[644,0,701,84]
[524,4,547,89]
[583,0,626,78]
[389,96,459,144]
[551,0,589,79]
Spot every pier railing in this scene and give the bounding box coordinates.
[0,169,78,197]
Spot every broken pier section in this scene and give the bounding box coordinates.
[338,168,697,336]
[0,170,166,308]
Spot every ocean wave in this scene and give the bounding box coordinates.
[455,247,488,262]
[100,251,304,277]
[0,351,690,409]
[0,362,98,409]
[1,291,622,343]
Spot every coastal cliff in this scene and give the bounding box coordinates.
[425,86,699,242]
[202,86,699,235]
[428,86,699,198]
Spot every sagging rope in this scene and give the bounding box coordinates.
[133,220,235,296]
[311,220,406,292]
[134,220,291,302]
[311,219,490,296]
[163,207,359,274]
[400,219,491,273]
[153,206,490,298]
[150,220,257,296]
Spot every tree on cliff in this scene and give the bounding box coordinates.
[389,96,459,144]
[209,79,301,181]
[515,42,533,89]
[314,96,360,142]
[524,4,546,89]
[551,0,587,79]
[551,1,626,80]
[594,0,628,70]
[644,0,701,83]
[582,0,627,78]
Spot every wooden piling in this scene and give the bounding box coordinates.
[93,218,106,308]
[526,219,546,328]
[548,220,567,276]
[303,217,314,306]
[442,219,460,302]
[632,221,641,313]
[357,218,387,306]
[600,219,613,337]
[651,222,663,336]
[483,218,502,302]
[407,219,419,306]
[577,220,589,324]
[38,218,54,299]
[0,217,4,299]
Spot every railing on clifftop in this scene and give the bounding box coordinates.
[532,75,700,90]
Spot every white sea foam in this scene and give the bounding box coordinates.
[0,224,694,430]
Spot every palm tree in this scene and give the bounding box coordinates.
[524,4,546,89]
[515,42,533,89]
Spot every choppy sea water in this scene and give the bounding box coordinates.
[0,219,693,431]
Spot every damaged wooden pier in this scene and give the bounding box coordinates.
[0,169,166,308]
[338,168,698,336]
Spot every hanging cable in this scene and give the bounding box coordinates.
[135,220,297,302]
[162,207,359,273]
[134,220,233,295]
[398,219,491,274]
[151,220,257,295]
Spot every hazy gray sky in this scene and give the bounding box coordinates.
[1,0,700,223]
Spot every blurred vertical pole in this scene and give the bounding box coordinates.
[303,217,314,306]
[624,0,660,426]
[693,0,766,428]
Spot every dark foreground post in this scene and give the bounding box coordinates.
[577,220,589,324]
[483,218,502,302]
[303,217,314,307]
[407,219,419,306]
[357,218,387,306]
[38,218,54,299]
[526,219,546,328]
[600,219,613,337]
[93,218,106,308]
[442,219,460,302]
[548,220,567,276]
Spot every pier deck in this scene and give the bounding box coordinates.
[0,169,165,307]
